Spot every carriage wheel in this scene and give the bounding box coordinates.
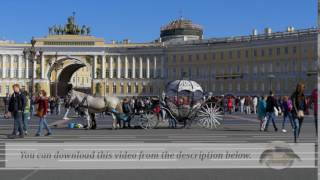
[196,102,223,129]
[139,111,159,130]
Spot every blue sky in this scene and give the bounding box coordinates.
[0,0,317,43]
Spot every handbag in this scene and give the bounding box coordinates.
[297,110,304,118]
[274,107,279,116]
[37,109,44,117]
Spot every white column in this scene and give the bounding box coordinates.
[2,55,6,78]
[41,53,45,79]
[93,55,97,79]
[33,58,37,78]
[132,56,136,79]
[109,56,113,78]
[139,56,143,79]
[153,56,157,78]
[125,56,128,79]
[102,55,106,79]
[10,55,14,78]
[25,56,29,78]
[160,55,164,78]
[117,56,121,79]
[18,55,22,79]
[146,57,150,79]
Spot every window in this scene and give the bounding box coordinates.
[293,46,297,54]
[276,48,281,56]
[135,84,139,93]
[127,84,131,94]
[113,84,117,94]
[203,54,207,60]
[188,55,192,62]
[220,52,224,60]
[142,85,146,93]
[120,85,124,94]
[150,86,153,94]
[245,50,249,58]
[143,69,147,78]
[106,70,110,78]
[113,70,117,78]
[180,55,184,62]
[268,48,273,56]
[237,50,241,58]
[106,85,109,94]
[229,51,233,59]
[261,49,265,57]
[284,47,289,54]
[196,54,200,60]
[212,53,216,60]
[6,85,9,94]
[172,55,176,62]
[254,49,257,57]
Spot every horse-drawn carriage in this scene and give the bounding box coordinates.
[63,80,223,130]
[139,79,224,129]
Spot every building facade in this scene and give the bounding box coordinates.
[0,16,318,97]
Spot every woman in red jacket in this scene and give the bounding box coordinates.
[35,90,52,136]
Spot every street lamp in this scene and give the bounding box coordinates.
[23,37,42,113]
[48,52,63,97]
[267,74,275,92]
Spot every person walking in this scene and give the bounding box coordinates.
[291,83,307,143]
[227,97,233,114]
[22,91,31,135]
[257,95,267,131]
[265,91,279,132]
[311,88,318,136]
[122,98,132,128]
[55,96,61,115]
[7,84,26,139]
[240,97,245,113]
[49,96,55,115]
[281,96,294,133]
[35,90,52,136]
[253,96,258,114]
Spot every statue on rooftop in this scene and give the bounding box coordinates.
[48,12,91,36]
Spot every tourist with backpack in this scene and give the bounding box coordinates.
[265,91,279,132]
[281,96,294,133]
[122,98,132,128]
[257,95,267,131]
[291,83,307,143]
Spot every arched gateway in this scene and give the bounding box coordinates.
[47,57,89,97]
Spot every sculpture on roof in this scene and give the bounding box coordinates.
[48,12,91,36]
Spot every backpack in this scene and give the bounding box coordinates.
[287,99,293,111]
[123,103,131,113]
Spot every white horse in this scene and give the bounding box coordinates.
[64,89,123,129]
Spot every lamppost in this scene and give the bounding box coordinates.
[267,74,275,92]
[23,37,42,112]
[49,52,63,97]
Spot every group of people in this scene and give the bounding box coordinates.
[2,82,318,143]
[256,83,317,143]
[5,84,52,138]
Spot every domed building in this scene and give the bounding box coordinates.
[160,18,203,42]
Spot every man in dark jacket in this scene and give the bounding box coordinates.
[8,84,26,138]
[265,91,279,132]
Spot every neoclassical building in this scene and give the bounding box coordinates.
[0,15,318,97]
